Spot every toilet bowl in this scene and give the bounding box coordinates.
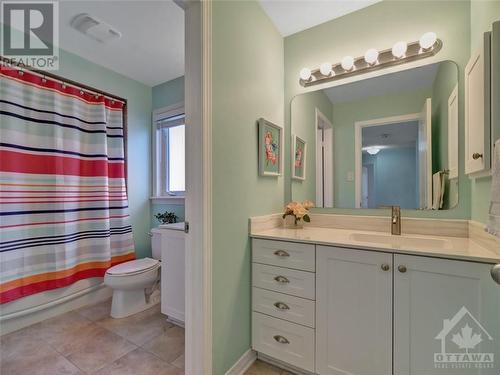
[104,231,163,318]
[104,258,161,318]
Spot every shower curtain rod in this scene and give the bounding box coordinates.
[0,57,126,104]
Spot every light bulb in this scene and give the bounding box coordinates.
[364,48,379,65]
[319,62,333,77]
[419,32,437,50]
[366,147,380,155]
[392,41,407,58]
[299,67,311,81]
[341,56,354,71]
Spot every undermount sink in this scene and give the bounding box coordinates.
[349,232,452,250]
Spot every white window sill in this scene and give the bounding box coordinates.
[150,196,185,205]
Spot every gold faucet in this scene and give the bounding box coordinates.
[379,205,401,235]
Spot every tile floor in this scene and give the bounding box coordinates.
[0,300,184,375]
[1,301,293,375]
[244,360,295,375]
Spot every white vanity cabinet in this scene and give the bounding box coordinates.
[252,239,316,372]
[465,32,491,176]
[252,238,500,375]
[393,254,500,375]
[316,246,393,375]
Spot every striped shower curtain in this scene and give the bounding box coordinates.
[0,66,135,304]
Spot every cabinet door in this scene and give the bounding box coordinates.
[316,246,392,375]
[465,32,491,175]
[394,254,500,375]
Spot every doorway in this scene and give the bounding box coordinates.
[315,108,334,208]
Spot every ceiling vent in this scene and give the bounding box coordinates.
[71,14,122,43]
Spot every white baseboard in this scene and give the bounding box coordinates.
[225,349,257,375]
[257,353,314,375]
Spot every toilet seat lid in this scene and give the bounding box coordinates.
[106,258,160,276]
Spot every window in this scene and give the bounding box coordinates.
[152,104,185,200]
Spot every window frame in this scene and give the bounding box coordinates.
[151,102,185,203]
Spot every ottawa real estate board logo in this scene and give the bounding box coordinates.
[434,306,495,370]
[1,1,59,70]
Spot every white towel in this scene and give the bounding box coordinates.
[487,139,500,236]
[432,171,446,210]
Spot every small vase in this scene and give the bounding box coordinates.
[283,215,303,229]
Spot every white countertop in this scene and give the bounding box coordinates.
[251,226,500,264]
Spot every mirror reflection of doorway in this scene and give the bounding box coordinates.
[315,109,334,208]
[355,104,432,209]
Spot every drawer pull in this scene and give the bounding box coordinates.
[274,302,290,310]
[274,250,290,257]
[274,275,290,284]
[273,335,290,344]
[491,264,500,285]
[472,152,483,160]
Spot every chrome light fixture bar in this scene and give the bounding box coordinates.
[299,33,442,87]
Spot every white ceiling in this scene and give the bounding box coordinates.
[324,63,441,104]
[58,0,184,87]
[259,0,381,37]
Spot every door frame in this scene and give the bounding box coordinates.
[315,108,334,208]
[180,0,213,374]
[354,113,420,208]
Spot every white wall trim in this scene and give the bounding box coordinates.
[354,113,420,208]
[225,349,257,375]
[150,196,185,205]
[0,284,112,336]
[184,0,212,374]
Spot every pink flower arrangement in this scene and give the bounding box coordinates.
[282,200,314,225]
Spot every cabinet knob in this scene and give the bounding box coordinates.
[274,250,290,257]
[472,152,483,160]
[273,335,290,344]
[381,264,390,271]
[491,264,500,285]
[274,275,290,284]
[274,301,290,310]
[398,265,407,273]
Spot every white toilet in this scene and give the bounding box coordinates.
[104,231,162,318]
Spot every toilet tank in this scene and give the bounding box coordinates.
[151,230,162,260]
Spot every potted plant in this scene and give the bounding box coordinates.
[282,200,314,228]
[155,211,178,225]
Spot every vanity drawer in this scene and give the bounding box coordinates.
[252,287,315,328]
[252,239,315,271]
[252,263,315,300]
[252,312,315,373]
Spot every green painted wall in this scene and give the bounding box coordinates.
[150,76,186,228]
[55,49,153,258]
[431,61,459,209]
[152,76,184,110]
[470,1,500,223]
[284,0,471,219]
[363,146,418,209]
[211,1,284,373]
[290,90,332,202]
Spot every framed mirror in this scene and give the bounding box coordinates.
[290,61,459,210]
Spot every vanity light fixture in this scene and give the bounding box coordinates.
[341,56,355,71]
[299,67,312,81]
[419,31,437,50]
[392,41,407,59]
[319,62,334,77]
[299,32,442,87]
[364,48,379,65]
